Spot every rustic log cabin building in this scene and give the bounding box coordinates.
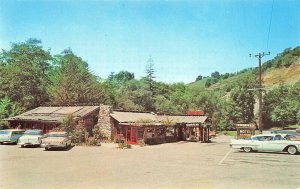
[6,104,211,144]
[98,105,211,144]
[6,106,100,134]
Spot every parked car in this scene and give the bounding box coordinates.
[284,134,300,141]
[18,129,44,147]
[230,134,300,155]
[0,129,25,144]
[296,126,300,133]
[42,131,71,150]
[270,130,300,137]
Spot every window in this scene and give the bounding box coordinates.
[252,136,265,141]
[264,136,273,141]
[274,135,283,140]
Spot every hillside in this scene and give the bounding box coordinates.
[263,58,300,87]
[189,47,300,90]
[188,77,209,88]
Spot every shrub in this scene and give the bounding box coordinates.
[117,142,132,149]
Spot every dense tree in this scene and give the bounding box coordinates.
[108,70,134,83]
[264,83,300,127]
[211,71,220,79]
[205,78,218,87]
[144,57,156,96]
[0,39,52,110]
[1,39,299,133]
[261,46,300,70]
[47,50,101,105]
[0,96,22,120]
[229,72,256,124]
[115,79,154,111]
[195,75,203,81]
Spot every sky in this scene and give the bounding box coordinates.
[0,0,299,83]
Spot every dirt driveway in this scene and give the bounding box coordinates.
[0,135,299,189]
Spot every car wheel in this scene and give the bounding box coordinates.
[45,147,49,151]
[287,146,298,155]
[243,147,252,153]
[21,145,24,148]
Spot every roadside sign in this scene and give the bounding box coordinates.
[236,124,256,139]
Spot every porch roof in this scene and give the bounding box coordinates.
[110,111,158,124]
[110,111,208,126]
[159,115,208,124]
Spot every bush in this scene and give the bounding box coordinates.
[117,142,132,149]
[86,137,101,146]
[69,125,87,144]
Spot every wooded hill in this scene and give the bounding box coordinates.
[0,39,299,131]
[191,46,300,90]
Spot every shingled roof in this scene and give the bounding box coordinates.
[110,111,208,126]
[6,106,100,123]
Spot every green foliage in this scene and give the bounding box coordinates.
[59,115,87,144]
[0,39,52,110]
[144,57,156,96]
[261,46,300,70]
[1,39,298,134]
[264,83,300,127]
[108,71,134,83]
[211,71,220,79]
[0,96,22,119]
[205,78,218,87]
[70,125,87,144]
[229,72,256,124]
[47,50,102,105]
[195,75,203,81]
[115,79,154,111]
[118,141,132,149]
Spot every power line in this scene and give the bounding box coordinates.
[266,0,275,50]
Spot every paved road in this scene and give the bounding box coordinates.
[0,136,299,189]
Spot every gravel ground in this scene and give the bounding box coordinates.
[0,135,299,189]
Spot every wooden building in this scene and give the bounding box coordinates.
[6,106,100,134]
[109,110,211,145]
[6,104,212,144]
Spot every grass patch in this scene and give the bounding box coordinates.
[217,131,236,137]
[217,130,260,138]
[271,124,299,130]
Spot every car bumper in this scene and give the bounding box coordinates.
[18,142,41,146]
[44,144,66,148]
[0,140,16,144]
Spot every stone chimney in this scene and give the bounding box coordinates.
[96,104,113,141]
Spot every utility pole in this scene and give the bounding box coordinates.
[249,52,270,134]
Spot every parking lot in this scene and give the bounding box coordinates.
[0,135,299,189]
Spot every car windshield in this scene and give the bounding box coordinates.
[48,134,65,137]
[0,131,10,135]
[24,130,41,135]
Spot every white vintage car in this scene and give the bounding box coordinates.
[230,134,300,155]
[18,129,44,147]
[43,131,71,150]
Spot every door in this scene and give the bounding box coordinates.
[11,131,24,143]
[263,135,287,152]
[126,127,138,144]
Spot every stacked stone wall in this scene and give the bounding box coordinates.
[96,104,113,141]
